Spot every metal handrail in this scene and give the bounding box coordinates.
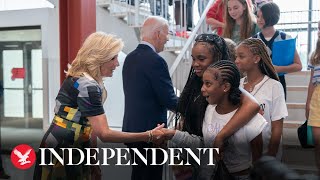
[280,9,320,13]
[277,21,319,25]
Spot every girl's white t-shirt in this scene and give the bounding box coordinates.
[240,75,288,159]
[202,104,267,173]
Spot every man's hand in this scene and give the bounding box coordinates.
[151,123,165,145]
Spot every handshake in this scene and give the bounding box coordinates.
[147,123,227,150]
[147,123,176,147]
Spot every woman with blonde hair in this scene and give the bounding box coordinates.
[33,32,164,180]
[223,0,259,44]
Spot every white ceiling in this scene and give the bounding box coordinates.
[0,0,54,11]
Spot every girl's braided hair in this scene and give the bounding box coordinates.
[207,60,242,105]
[239,38,279,81]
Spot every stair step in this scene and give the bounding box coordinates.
[287,164,318,175]
[97,0,112,7]
[283,145,317,171]
[285,71,311,86]
[286,85,308,103]
[283,121,303,128]
[286,103,306,123]
[106,2,151,25]
[285,103,306,123]
[281,127,317,173]
[287,109,306,123]
[288,71,310,75]
[111,12,127,18]
[287,86,308,91]
[282,126,300,145]
[287,103,305,109]
[125,3,151,15]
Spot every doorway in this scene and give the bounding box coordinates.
[0,27,43,129]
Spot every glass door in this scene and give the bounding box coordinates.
[0,41,43,129]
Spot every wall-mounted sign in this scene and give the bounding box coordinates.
[11,68,25,80]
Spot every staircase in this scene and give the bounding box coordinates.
[286,71,310,124]
[96,0,215,92]
[283,71,318,175]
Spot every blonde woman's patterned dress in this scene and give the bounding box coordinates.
[33,73,107,180]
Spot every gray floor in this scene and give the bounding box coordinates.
[0,128,42,180]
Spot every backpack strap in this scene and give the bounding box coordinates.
[279,31,286,40]
[252,32,259,38]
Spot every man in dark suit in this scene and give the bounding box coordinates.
[122,16,178,180]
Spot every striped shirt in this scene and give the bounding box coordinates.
[308,63,320,85]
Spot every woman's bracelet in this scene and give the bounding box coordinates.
[147,130,153,143]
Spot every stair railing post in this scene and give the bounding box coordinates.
[183,0,186,31]
[307,0,312,57]
[135,0,139,26]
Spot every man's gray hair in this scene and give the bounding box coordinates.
[140,16,169,40]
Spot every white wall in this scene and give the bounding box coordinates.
[0,3,60,130]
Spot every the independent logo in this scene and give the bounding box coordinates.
[11,144,36,170]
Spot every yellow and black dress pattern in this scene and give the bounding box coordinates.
[33,73,106,180]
